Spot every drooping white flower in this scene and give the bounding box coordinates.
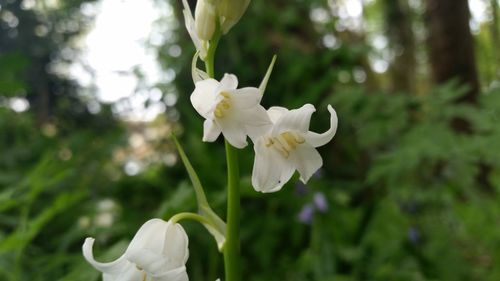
[190,73,271,148]
[251,104,338,193]
[83,219,189,281]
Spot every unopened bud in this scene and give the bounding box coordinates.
[195,0,217,40]
[218,0,250,34]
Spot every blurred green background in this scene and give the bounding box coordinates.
[1,0,500,280]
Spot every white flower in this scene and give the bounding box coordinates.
[182,0,209,59]
[251,104,338,193]
[83,219,189,281]
[218,0,251,34]
[194,0,217,41]
[190,73,271,148]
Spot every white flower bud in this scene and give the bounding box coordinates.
[218,0,250,34]
[195,0,217,41]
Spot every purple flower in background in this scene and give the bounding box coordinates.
[313,169,323,179]
[408,227,420,245]
[295,181,309,196]
[313,192,329,213]
[297,190,330,225]
[298,204,315,225]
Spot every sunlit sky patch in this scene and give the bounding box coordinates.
[71,0,169,121]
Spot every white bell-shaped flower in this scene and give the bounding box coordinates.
[83,219,189,281]
[251,104,338,193]
[190,74,271,148]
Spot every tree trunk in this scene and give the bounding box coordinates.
[424,0,480,103]
[384,0,417,94]
[491,0,500,75]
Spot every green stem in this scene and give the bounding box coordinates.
[203,31,241,281]
[170,212,211,225]
[204,32,220,78]
[223,140,241,281]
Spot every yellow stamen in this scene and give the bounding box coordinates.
[265,132,305,158]
[281,132,298,150]
[214,92,231,118]
[265,138,274,147]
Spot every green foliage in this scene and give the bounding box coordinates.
[0,53,29,96]
[1,0,500,280]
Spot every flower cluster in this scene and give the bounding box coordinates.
[82,1,338,280]
[183,0,339,192]
[191,73,338,193]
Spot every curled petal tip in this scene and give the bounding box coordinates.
[303,103,316,111]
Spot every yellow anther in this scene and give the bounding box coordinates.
[276,146,290,158]
[293,134,306,144]
[220,100,230,109]
[273,137,288,151]
[214,108,224,118]
[281,132,298,150]
[265,131,305,159]
[214,92,231,118]
[265,138,274,147]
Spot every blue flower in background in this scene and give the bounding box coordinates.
[313,192,328,213]
[408,227,420,245]
[297,188,329,224]
[294,181,309,196]
[298,203,315,225]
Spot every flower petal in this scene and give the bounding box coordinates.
[194,0,216,41]
[229,87,262,109]
[219,74,238,91]
[251,139,295,192]
[267,106,288,124]
[126,222,188,278]
[291,144,323,183]
[191,78,220,119]
[217,117,248,148]
[203,119,222,142]
[153,266,189,281]
[271,104,316,135]
[304,105,338,147]
[182,0,206,58]
[163,223,190,265]
[240,106,272,140]
[126,249,168,274]
[127,219,168,255]
[82,238,139,280]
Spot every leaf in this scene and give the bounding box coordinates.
[171,134,210,207]
[171,134,226,250]
[259,55,277,95]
